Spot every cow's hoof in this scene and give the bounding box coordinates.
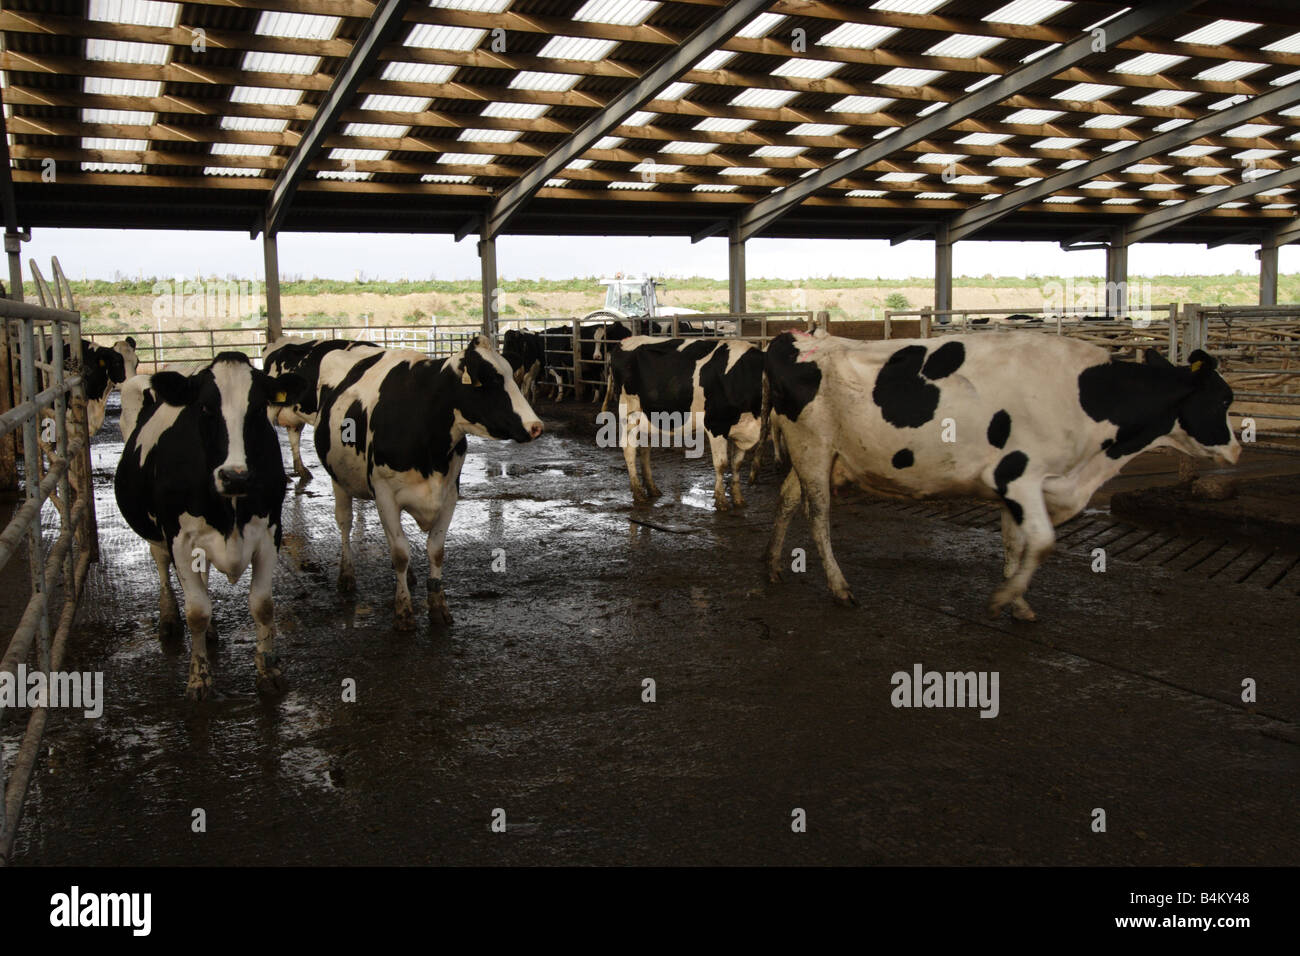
[186,677,213,701]
[831,590,857,608]
[731,496,747,509]
[205,621,219,644]
[648,487,664,499]
[714,499,731,512]
[256,669,287,696]
[393,608,416,632]
[337,568,356,593]
[294,467,313,481]
[428,601,454,629]
[1010,599,1037,622]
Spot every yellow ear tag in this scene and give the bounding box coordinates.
[275,391,287,403]
[98,359,105,366]
[461,368,473,385]
[1190,360,1203,373]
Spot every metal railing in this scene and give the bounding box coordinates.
[0,286,99,865]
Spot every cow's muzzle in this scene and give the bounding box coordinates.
[216,466,251,496]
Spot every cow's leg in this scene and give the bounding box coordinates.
[1000,507,1026,580]
[375,487,415,632]
[766,468,803,583]
[708,433,731,511]
[639,441,661,498]
[149,541,183,646]
[333,481,357,592]
[804,469,855,606]
[287,423,311,480]
[623,411,655,503]
[524,360,540,404]
[201,566,219,645]
[172,546,214,699]
[249,533,285,694]
[989,483,1053,622]
[729,440,748,508]
[424,494,458,628]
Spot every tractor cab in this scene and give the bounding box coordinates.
[599,274,659,320]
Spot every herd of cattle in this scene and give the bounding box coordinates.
[43,322,1240,698]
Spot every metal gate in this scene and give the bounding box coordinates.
[0,276,99,865]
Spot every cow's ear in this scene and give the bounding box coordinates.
[150,370,194,406]
[125,336,136,348]
[1187,349,1218,375]
[264,372,308,406]
[1143,348,1174,369]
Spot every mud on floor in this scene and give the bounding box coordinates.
[2,397,1297,866]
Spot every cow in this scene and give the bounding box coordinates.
[114,352,307,699]
[44,338,126,436]
[314,334,542,631]
[763,331,1241,619]
[261,336,357,479]
[607,336,764,511]
[114,336,139,379]
[502,328,544,404]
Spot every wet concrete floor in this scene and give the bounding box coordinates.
[3,399,1297,865]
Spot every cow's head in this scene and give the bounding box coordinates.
[451,334,543,443]
[113,337,139,379]
[150,352,307,497]
[79,341,127,400]
[1144,348,1241,465]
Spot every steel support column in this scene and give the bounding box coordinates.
[1107,228,1128,317]
[1259,236,1279,306]
[728,222,746,315]
[934,222,952,317]
[479,235,497,338]
[262,231,282,343]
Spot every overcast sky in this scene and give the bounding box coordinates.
[22,227,1298,283]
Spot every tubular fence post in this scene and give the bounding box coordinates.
[884,310,892,339]
[69,312,97,562]
[1168,302,1179,362]
[51,319,71,670]
[570,318,581,401]
[151,328,159,373]
[921,307,932,338]
[17,318,51,674]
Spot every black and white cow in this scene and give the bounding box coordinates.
[764,330,1241,619]
[114,336,139,380]
[115,353,306,698]
[44,338,126,436]
[315,335,542,630]
[607,336,764,511]
[262,336,356,479]
[502,328,544,404]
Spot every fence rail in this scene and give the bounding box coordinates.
[0,293,99,866]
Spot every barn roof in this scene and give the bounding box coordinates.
[3,0,1300,244]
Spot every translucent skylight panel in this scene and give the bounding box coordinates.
[211,143,273,157]
[661,141,717,155]
[574,0,659,26]
[916,153,966,164]
[438,152,494,165]
[241,51,320,74]
[405,24,486,51]
[1033,137,1084,148]
[222,116,288,133]
[916,102,946,116]
[344,123,410,138]
[631,161,682,174]
[789,123,847,136]
[1194,61,1266,81]
[480,102,548,119]
[752,145,806,158]
[566,159,594,169]
[1042,195,1082,203]
[1082,114,1138,128]
[916,191,956,199]
[657,82,694,101]
[1152,118,1190,132]
[84,76,162,97]
[538,36,618,61]
[983,0,1071,25]
[82,136,146,151]
[1004,108,1063,124]
[846,189,887,198]
[1124,163,1170,174]
[230,85,302,106]
[253,11,341,39]
[1168,145,1221,157]
[817,24,897,49]
[1262,32,1300,53]
[876,68,945,86]
[544,179,568,187]
[1111,53,1187,75]
[772,59,843,80]
[736,13,786,38]
[594,136,624,149]
[82,162,144,173]
[1102,197,1140,204]
[422,173,475,184]
[988,157,1037,166]
[429,0,511,11]
[1080,180,1118,189]
[381,62,457,84]
[730,89,799,108]
[877,172,925,182]
[359,93,432,112]
[86,39,169,65]
[1058,158,1087,168]
[1132,90,1198,107]
[949,175,994,185]
[608,181,655,190]
[622,111,657,126]
[693,184,738,193]
[1140,183,1178,191]
[720,167,770,176]
[83,108,154,125]
[1177,19,1260,45]
[694,51,736,71]
[510,72,581,92]
[1184,166,1232,176]
[204,166,261,177]
[829,95,895,112]
[88,0,179,27]
[317,170,373,181]
[458,128,521,143]
[954,132,1012,145]
[1223,123,1280,137]
[924,34,1002,58]
[1054,83,1119,101]
[1233,148,1283,160]
[872,0,948,13]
